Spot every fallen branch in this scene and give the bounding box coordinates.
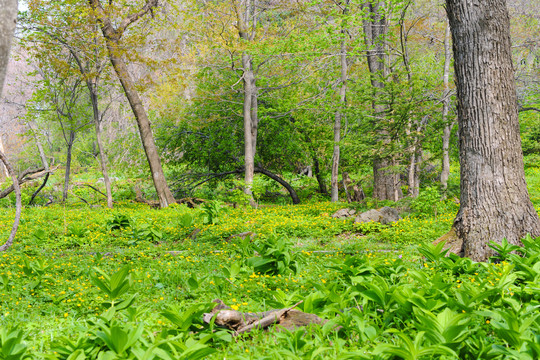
[235,300,304,335]
[204,299,325,336]
[0,151,21,252]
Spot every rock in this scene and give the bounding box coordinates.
[354,207,401,225]
[379,206,401,224]
[332,208,356,219]
[354,209,383,223]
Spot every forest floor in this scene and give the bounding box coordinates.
[0,168,538,358]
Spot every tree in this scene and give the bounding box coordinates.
[362,1,403,201]
[441,0,540,261]
[0,0,17,96]
[0,0,21,252]
[331,0,349,202]
[88,0,176,208]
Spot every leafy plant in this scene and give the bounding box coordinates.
[106,214,131,231]
[410,186,441,217]
[200,200,223,225]
[246,234,304,275]
[0,327,32,360]
[91,266,136,310]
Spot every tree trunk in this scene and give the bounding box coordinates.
[331,1,349,203]
[313,155,328,195]
[445,0,540,261]
[89,86,113,208]
[0,0,17,98]
[440,24,453,194]
[242,53,257,207]
[104,39,175,208]
[363,2,402,201]
[373,158,402,201]
[62,131,75,202]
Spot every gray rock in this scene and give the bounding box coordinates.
[354,209,383,223]
[354,207,401,225]
[379,207,401,224]
[332,208,357,219]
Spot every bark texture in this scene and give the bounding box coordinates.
[440,24,453,194]
[88,0,176,208]
[363,2,402,201]
[0,0,17,96]
[446,0,540,261]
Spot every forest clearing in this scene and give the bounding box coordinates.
[1,0,540,358]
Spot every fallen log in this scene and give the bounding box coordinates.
[203,299,325,335]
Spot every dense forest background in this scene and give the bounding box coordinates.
[0,0,538,208]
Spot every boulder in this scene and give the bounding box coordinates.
[354,209,383,223]
[332,208,356,219]
[354,207,401,225]
[379,206,401,224]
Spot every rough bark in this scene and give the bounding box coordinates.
[0,0,17,97]
[440,24,453,194]
[88,0,176,208]
[331,1,349,202]
[373,158,401,202]
[445,0,540,261]
[363,2,402,201]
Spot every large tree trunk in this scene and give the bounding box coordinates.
[373,158,401,201]
[242,53,257,207]
[89,87,113,208]
[444,0,540,261]
[363,2,402,201]
[440,24,453,194]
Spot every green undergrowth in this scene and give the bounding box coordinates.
[0,190,537,358]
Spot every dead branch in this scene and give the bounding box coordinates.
[74,183,110,199]
[235,300,304,335]
[204,299,325,336]
[0,151,21,252]
[0,165,59,199]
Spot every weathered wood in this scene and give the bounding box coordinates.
[203,299,325,335]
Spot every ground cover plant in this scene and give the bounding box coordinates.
[0,168,538,359]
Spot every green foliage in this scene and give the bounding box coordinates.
[106,214,131,231]
[246,234,304,275]
[0,327,32,360]
[410,186,442,217]
[200,201,222,225]
[0,201,539,358]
